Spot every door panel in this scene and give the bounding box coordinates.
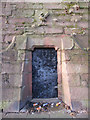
[32,48,58,98]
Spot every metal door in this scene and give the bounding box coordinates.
[32,48,58,98]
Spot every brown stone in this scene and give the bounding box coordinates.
[64,28,82,35]
[62,62,88,74]
[12,9,34,18]
[68,74,81,87]
[2,74,22,88]
[2,88,20,101]
[77,22,88,28]
[78,2,89,8]
[2,49,18,62]
[44,27,63,34]
[80,73,88,87]
[43,3,67,10]
[70,87,88,100]
[2,62,23,74]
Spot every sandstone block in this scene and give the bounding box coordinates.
[3,100,20,113]
[44,27,63,34]
[2,88,21,101]
[43,3,67,10]
[2,62,23,74]
[2,7,12,16]
[74,9,88,14]
[78,2,89,8]
[16,35,27,50]
[83,14,88,20]
[68,73,81,87]
[51,10,66,15]
[71,100,83,111]
[64,28,81,35]
[62,62,88,74]
[70,87,88,100]
[12,9,34,18]
[62,50,88,62]
[2,49,18,63]
[2,74,22,88]
[61,35,74,50]
[32,3,43,9]
[80,73,88,87]
[25,27,45,35]
[77,21,88,28]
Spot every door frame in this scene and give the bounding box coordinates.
[28,45,62,100]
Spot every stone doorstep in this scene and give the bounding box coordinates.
[3,101,20,113]
[2,111,88,118]
[31,98,60,103]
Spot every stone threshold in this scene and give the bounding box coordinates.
[31,98,60,103]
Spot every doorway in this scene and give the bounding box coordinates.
[32,48,58,98]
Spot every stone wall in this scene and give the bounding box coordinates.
[0,1,89,112]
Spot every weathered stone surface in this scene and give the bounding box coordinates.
[77,21,88,28]
[16,3,33,9]
[16,35,27,50]
[16,3,42,9]
[62,0,89,2]
[27,37,45,50]
[43,3,67,10]
[73,35,88,49]
[4,35,14,43]
[74,9,88,14]
[55,14,71,21]
[0,64,2,73]
[3,101,20,113]
[2,5,12,16]
[71,100,83,111]
[2,62,23,74]
[12,9,34,18]
[0,4,2,17]
[83,14,88,20]
[9,17,34,25]
[44,27,63,34]
[50,10,65,15]
[78,2,89,8]
[2,88,21,101]
[81,99,88,110]
[31,3,43,9]
[2,74,22,88]
[24,27,45,35]
[62,49,88,56]
[55,21,74,27]
[61,35,74,50]
[71,15,82,22]
[64,28,82,35]
[0,74,2,88]
[17,50,25,61]
[62,62,88,74]
[27,35,73,50]
[70,87,88,100]
[34,9,49,26]
[62,50,88,62]
[2,49,18,63]
[68,73,81,87]
[62,73,72,107]
[80,73,88,87]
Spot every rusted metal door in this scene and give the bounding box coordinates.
[32,48,58,98]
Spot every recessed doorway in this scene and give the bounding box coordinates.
[32,48,58,98]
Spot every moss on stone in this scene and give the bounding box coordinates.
[66,25,75,28]
[0,101,9,110]
[22,22,26,24]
